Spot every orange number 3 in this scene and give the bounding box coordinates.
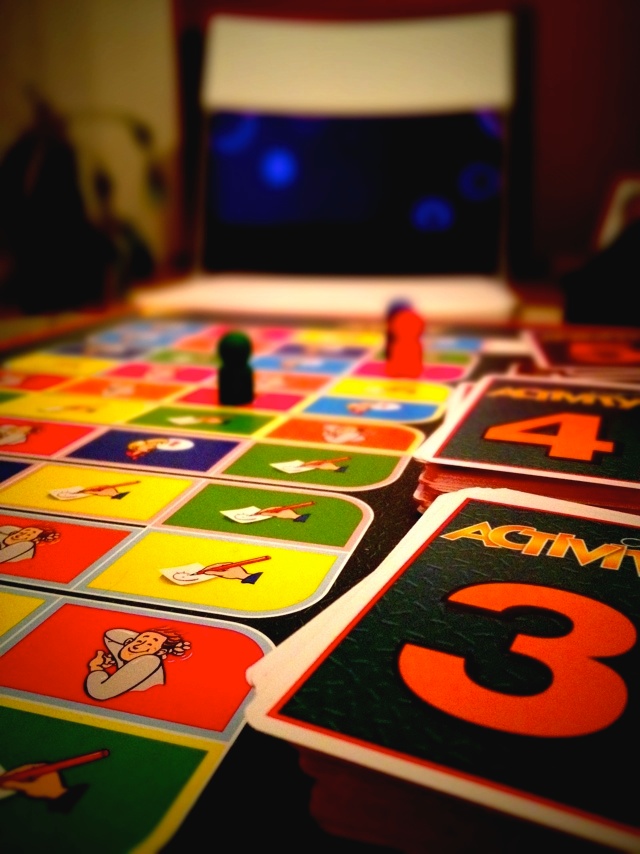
[398,583,635,737]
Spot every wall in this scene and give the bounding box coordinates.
[0,0,181,271]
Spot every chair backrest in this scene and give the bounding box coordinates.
[160,11,520,323]
[201,13,514,116]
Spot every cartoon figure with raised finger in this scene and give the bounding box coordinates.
[85,626,190,700]
[0,423,41,447]
[0,524,60,563]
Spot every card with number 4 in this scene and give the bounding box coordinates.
[414,374,640,491]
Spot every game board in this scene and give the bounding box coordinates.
[0,315,550,852]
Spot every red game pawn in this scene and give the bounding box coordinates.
[217,330,254,405]
[385,306,425,378]
[384,298,413,358]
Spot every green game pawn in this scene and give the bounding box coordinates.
[217,330,254,405]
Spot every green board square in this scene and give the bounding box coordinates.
[0,704,206,853]
[221,443,404,489]
[164,483,366,547]
[129,405,274,436]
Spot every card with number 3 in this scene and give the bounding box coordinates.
[245,487,640,851]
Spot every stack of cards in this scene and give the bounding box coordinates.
[525,326,640,383]
[412,373,640,515]
[245,487,640,852]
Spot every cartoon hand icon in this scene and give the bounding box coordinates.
[88,650,114,671]
[173,641,191,656]
[0,764,67,800]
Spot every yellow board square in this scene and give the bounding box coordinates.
[330,377,450,403]
[3,351,116,376]
[294,328,382,347]
[88,531,338,614]
[0,463,194,522]
[0,590,46,636]
[0,392,155,425]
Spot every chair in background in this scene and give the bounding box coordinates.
[134,11,520,322]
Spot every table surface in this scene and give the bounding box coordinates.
[2,301,629,854]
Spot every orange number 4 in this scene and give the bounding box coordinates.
[484,413,614,461]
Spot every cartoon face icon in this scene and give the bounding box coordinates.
[2,526,46,545]
[0,424,37,445]
[119,631,168,661]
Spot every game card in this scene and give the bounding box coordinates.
[245,487,640,851]
[414,373,640,491]
[525,326,640,381]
